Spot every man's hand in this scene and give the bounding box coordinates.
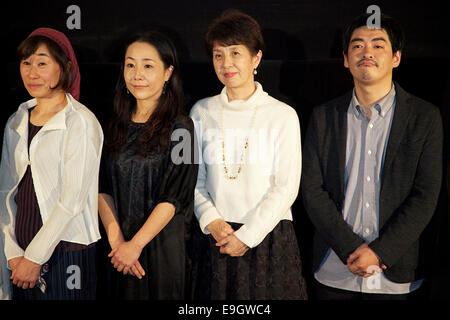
[206,219,234,242]
[347,243,387,277]
[216,234,249,257]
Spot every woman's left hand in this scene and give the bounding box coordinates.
[216,234,249,257]
[108,240,143,273]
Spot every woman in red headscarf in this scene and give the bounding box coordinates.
[0,28,103,300]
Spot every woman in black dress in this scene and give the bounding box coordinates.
[98,31,198,300]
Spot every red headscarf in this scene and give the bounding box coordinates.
[28,27,81,101]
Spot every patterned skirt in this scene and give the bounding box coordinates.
[191,220,308,300]
[12,245,97,300]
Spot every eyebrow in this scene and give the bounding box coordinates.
[213,45,242,51]
[350,37,387,43]
[371,37,387,42]
[35,53,50,57]
[125,57,156,62]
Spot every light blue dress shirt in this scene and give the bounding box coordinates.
[315,85,423,294]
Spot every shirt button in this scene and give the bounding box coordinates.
[366,176,371,182]
[364,228,370,234]
[368,150,372,155]
[365,202,370,208]
[369,123,374,129]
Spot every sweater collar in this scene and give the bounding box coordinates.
[219,81,266,111]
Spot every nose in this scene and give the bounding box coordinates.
[24,64,39,79]
[223,53,233,68]
[362,46,374,59]
[133,65,144,80]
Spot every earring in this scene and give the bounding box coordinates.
[126,87,130,94]
[162,81,168,95]
[253,68,258,75]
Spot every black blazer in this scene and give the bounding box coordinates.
[301,83,444,283]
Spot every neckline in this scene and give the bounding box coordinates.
[28,108,43,128]
[219,81,264,111]
[129,120,147,126]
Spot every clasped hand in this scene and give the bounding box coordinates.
[207,219,249,257]
[346,243,387,277]
[9,256,41,289]
[108,240,146,279]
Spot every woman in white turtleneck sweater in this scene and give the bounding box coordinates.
[189,9,308,300]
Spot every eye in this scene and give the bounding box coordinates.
[353,44,362,49]
[213,53,222,59]
[21,60,31,66]
[375,45,384,49]
[126,63,134,68]
[232,51,240,56]
[38,62,47,67]
[144,64,153,69]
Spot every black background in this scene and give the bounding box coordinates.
[2,0,449,301]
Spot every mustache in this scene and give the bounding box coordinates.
[357,58,378,67]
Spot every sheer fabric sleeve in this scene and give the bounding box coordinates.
[155,117,198,215]
[98,149,113,196]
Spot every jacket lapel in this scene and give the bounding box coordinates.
[381,83,411,191]
[335,91,352,203]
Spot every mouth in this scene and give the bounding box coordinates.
[358,60,377,67]
[27,84,43,89]
[131,85,149,89]
[223,72,237,79]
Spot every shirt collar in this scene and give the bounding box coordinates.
[351,84,396,118]
[10,93,74,136]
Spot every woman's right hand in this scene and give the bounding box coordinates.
[8,257,23,272]
[109,232,145,279]
[206,219,234,242]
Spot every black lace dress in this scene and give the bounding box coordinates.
[98,115,198,300]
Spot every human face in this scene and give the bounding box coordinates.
[124,41,173,105]
[212,42,261,97]
[20,43,63,98]
[343,26,401,86]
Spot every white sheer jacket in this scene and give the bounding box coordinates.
[0,93,103,273]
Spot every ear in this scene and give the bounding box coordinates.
[343,51,349,69]
[165,65,174,81]
[253,50,262,69]
[392,50,401,68]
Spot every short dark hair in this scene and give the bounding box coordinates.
[17,35,73,91]
[342,13,405,55]
[205,9,264,57]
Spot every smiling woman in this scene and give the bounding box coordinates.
[0,28,103,300]
[190,9,308,300]
[123,41,174,122]
[98,31,198,300]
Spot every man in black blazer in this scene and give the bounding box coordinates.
[301,13,443,300]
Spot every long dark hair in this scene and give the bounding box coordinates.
[105,31,184,156]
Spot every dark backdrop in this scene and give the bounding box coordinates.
[3,0,449,300]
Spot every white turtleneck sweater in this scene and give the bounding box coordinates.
[190,82,302,248]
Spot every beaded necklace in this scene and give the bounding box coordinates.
[220,104,258,179]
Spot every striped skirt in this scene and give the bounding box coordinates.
[12,245,97,300]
